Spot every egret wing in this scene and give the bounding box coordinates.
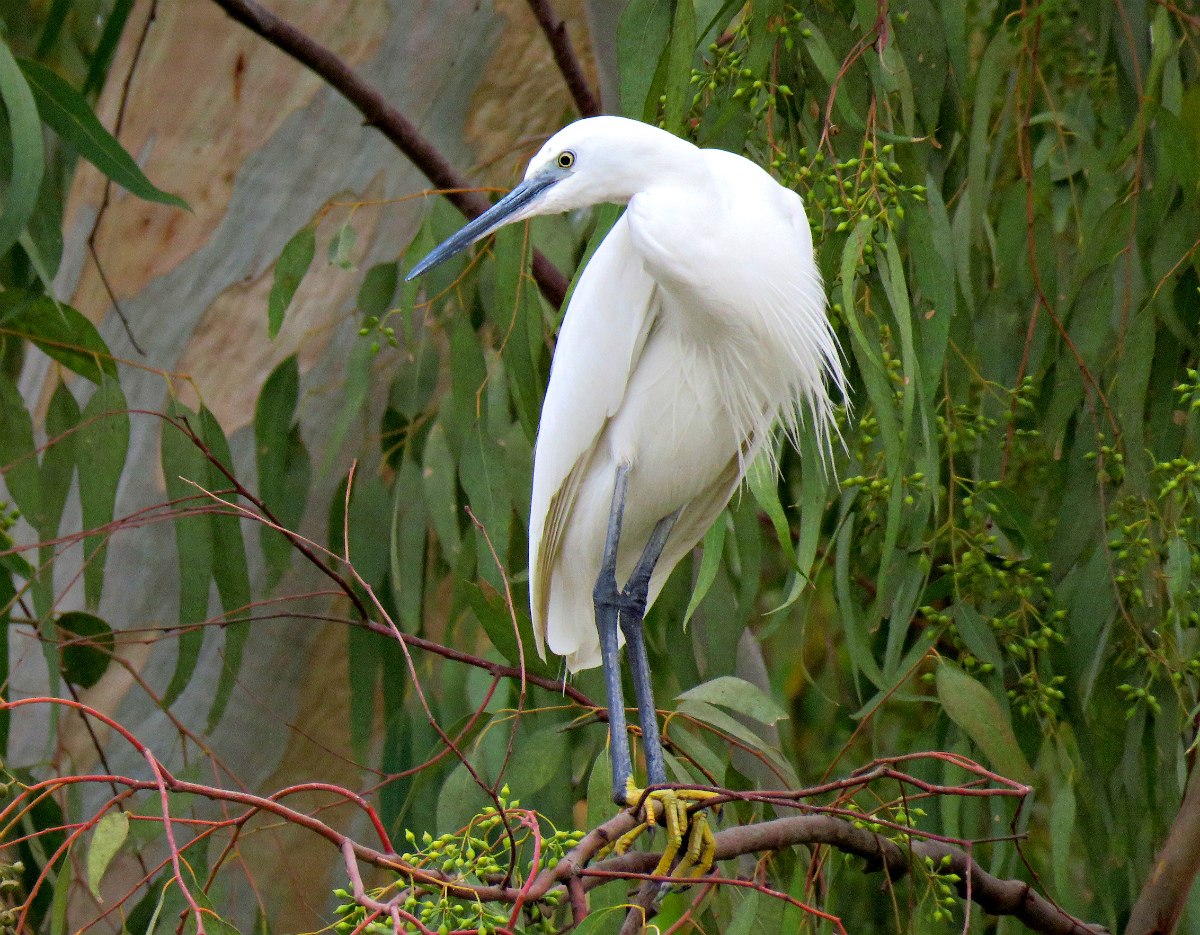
[529,215,660,656]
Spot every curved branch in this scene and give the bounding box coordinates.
[2,699,1109,935]
[207,0,569,307]
[525,0,601,117]
[575,815,1109,935]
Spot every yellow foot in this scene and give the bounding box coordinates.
[599,778,720,880]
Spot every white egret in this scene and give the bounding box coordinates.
[407,115,844,875]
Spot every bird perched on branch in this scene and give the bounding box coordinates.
[407,115,844,878]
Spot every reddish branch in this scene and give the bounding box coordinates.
[206,0,569,307]
[1,699,1106,935]
[525,0,601,117]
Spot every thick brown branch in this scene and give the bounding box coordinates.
[571,815,1108,935]
[207,0,569,307]
[525,0,601,117]
[1125,762,1200,935]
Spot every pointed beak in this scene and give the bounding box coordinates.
[405,173,561,281]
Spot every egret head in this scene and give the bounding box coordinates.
[405,117,697,280]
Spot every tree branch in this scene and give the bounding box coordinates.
[1125,760,1200,935]
[207,0,569,307]
[577,815,1109,935]
[525,0,601,117]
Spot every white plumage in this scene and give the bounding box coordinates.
[513,117,846,671]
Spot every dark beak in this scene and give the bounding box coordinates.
[405,173,560,280]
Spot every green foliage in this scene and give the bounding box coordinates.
[334,787,583,935]
[5,0,1200,932]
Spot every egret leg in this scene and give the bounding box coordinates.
[593,464,634,804]
[592,466,720,882]
[618,510,679,788]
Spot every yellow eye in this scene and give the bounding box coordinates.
[557,150,576,169]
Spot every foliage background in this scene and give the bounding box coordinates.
[2,0,1200,932]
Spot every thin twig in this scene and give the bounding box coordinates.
[85,0,161,355]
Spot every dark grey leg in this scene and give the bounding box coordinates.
[619,510,680,788]
[593,464,634,804]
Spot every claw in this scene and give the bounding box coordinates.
[599,780,720,880]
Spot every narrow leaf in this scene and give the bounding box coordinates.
[683,515,726,627]
[82,0,135,94]
[678,675,789,725]
[197,407,252,731]
[935,661,1033,783]
[0,291,117,384]
[77,379,130,608]
[161,402,215,708]
[86,810,129,900]
[0,39,44,258]
[1050,777,1076,894]
[328,221,357,270]
[255,356,309,587]
[0,375,41,525]
[18,58,187,210]
[267,228,315,337]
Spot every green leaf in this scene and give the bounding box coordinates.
[584,752,624,923]
[357,261,399,317]
[328,220,357,270]
[725,891,760,935]
[267,227,315,337]
[1166,535,1192,606]
[0,375,41,526]
[935,661,1033,783]
[952,603,1003,669]
[422,421,461,564]
[86,810,129,900]
[491,225,544,441]
[82,0,135,94]
[662,0,697,134]
[58,611,114,688]
[1050,776,1076,895]
[0,38,45,259]
[967,30,1013,239]
[38,381,79,541]
[389,459,427,635]
[77,378,130,608]
[747,451,798,569]
[0,574,14,753]
[682,514,726,628]
[323,339,372,474]
[196,407,252,731]
[501,725,567,796]
[436,761,490,833]
[36,0,75,57]
[49,844,70,935]
[18,57,188,210]
[161,402,215,708]
[677,675,789,726]
[0,291,117,384]
[617,0,671,118]
[346,624,380,760]
[459,426,511,593]
[255,356,309,587]
[676,698,798,786]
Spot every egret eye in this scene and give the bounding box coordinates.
[557,150,576,169]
